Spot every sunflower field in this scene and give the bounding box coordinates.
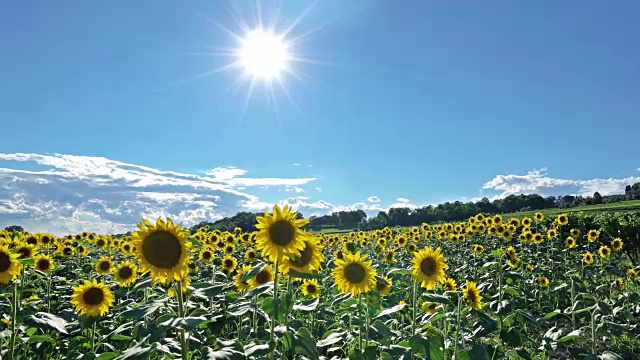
[1,206,640,359]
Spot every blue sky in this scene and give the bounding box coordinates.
[1,1,640,234]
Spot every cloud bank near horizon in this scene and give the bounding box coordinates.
[0,153,637,235]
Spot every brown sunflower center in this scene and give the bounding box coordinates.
[97,239,106,247]
[289,243,312,267]
[255,270,271,284]
[344,263,366,284]
[376,282,386,292]
[63,247,72,255]
[223,259,234,268]
[83,287,105,306]
[0,252,11,272]
[142,230,182,269]
[26,237,38,245]
[269,220,295,246]
[203,251,212,260]
[118,266,133,279]
[306,284,317,293]
[37,259,51,271]
[420,257,437,276]
[17,248,31,259]
[466,289,477,303]
[99,261,110,271]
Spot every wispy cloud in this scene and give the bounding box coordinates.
[366,196,380,203]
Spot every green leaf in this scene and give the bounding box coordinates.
[20,258,35,266]
[203,346,244,360]
[557,329,581,343]
[409,334,430,357]
[115,342,154,360]
[388,268,412,276]
[193,285,227,298]
[129,278,152,294]
[288,269,319,279]
[370,320,393,339]
[422,293,454,307]
[375,275,389,285]
[242,262,266,282]
[516,349,532,360]
[96,353,118,360]
[317,331,347,347]
[600,351,624,360]
[111,334,133,341]
[242,283,273,299]
[294,327,319,360]
[26,312,69,334]
[500,328,522,346]
[243,342,270,357]
[28,334,55,344]
[544,310,563,319]
[375,304,406,319]
[293,298,319,312]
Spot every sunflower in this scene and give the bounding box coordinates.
[96,256,114,275]
[556,214,569,226]
[113,261,138,287]
[524,231,534,242]
[506,246,517,260]
[395,235,408,248]
[0,245,22,285]
[301,279,321,298]
[245,249,258,263]
[508,257,521,269]
[375,275,393,296]
[166,277,191,298]
[248,265,274,289]
[221,255,238,272]
[444,277,457,291]
[534,212,544,222]
[407,243,417,254]
[599,245,611,258]
[521,218,532,227]
[15,242,36,260]
[334,249,345,260]
[587,230,600,242]
[280,235,324,274]
[224,244,235,255]
[583,251,595,265]
[628,268,638,279]
[538,276,550,287]
[412,247,448,290]
[471,244,485,255]
[25,235,39,247]
[234,265,252,292]
[132,217,191,283]
[70,280,115,317]
[547,228,558,239]
[611,238,623,252]
[570,228,581,238]
[384,250,396,264]
[421,302,440,314]
[199,247,214,263]
[333,252,376,296]
[34,254,54,273]
[255,205,308,263]
[565,236,576,249]
[463,280,482,310]
[532,233,543,244]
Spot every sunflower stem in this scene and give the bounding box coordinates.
[357,294,363,352]
[90,320,97,353]
[9,281,18,360]
[411,278,417,337]
[453,295,462,360]
[176,280,189,360]
[46,273,52,313]
[270,260,280,360]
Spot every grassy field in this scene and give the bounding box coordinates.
[314,200,640,234]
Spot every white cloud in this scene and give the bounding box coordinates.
[396,198,411,203]
[285,186,305,193]
[0,153,317,235]
[482,168,640,198]
[367,196,380,203]
[315,187,322,192]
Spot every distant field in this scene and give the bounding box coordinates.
[312,200,640,233]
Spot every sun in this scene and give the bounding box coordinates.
[238,28,290,80]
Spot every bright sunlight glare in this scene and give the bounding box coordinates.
[238,28,290,80]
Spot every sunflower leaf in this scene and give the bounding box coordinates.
[242,282,273,299]
[26,312,69,334]
[375,304,406,319]
[288,269,318,279]
[242,262,266,282]
[422,293,454,307]
[293,298,319,312]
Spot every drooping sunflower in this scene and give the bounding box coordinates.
[538,276,550,287]
[280,236,324,276]
[132,217,191,283]
[333,251,376,296]
[113,261,138,287]
[583,251,595,265]
[255,205,308,263]
[0,245,22,285]
[565,236,576,249]
[199,247,214,263]
[248,265,274,289]
[234,265,252,292]
[375,274,393,296]
[301,279,321,298]
[556,214,569,226]
[611,238,623,252]
[34,254,54,273]
[463,280,482,310]
[421,302,440,314]
[96,256,114,275]
[70,280,115,317]
[412,247,448,290]
[444,277,458,291]
[599,245,611,258]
